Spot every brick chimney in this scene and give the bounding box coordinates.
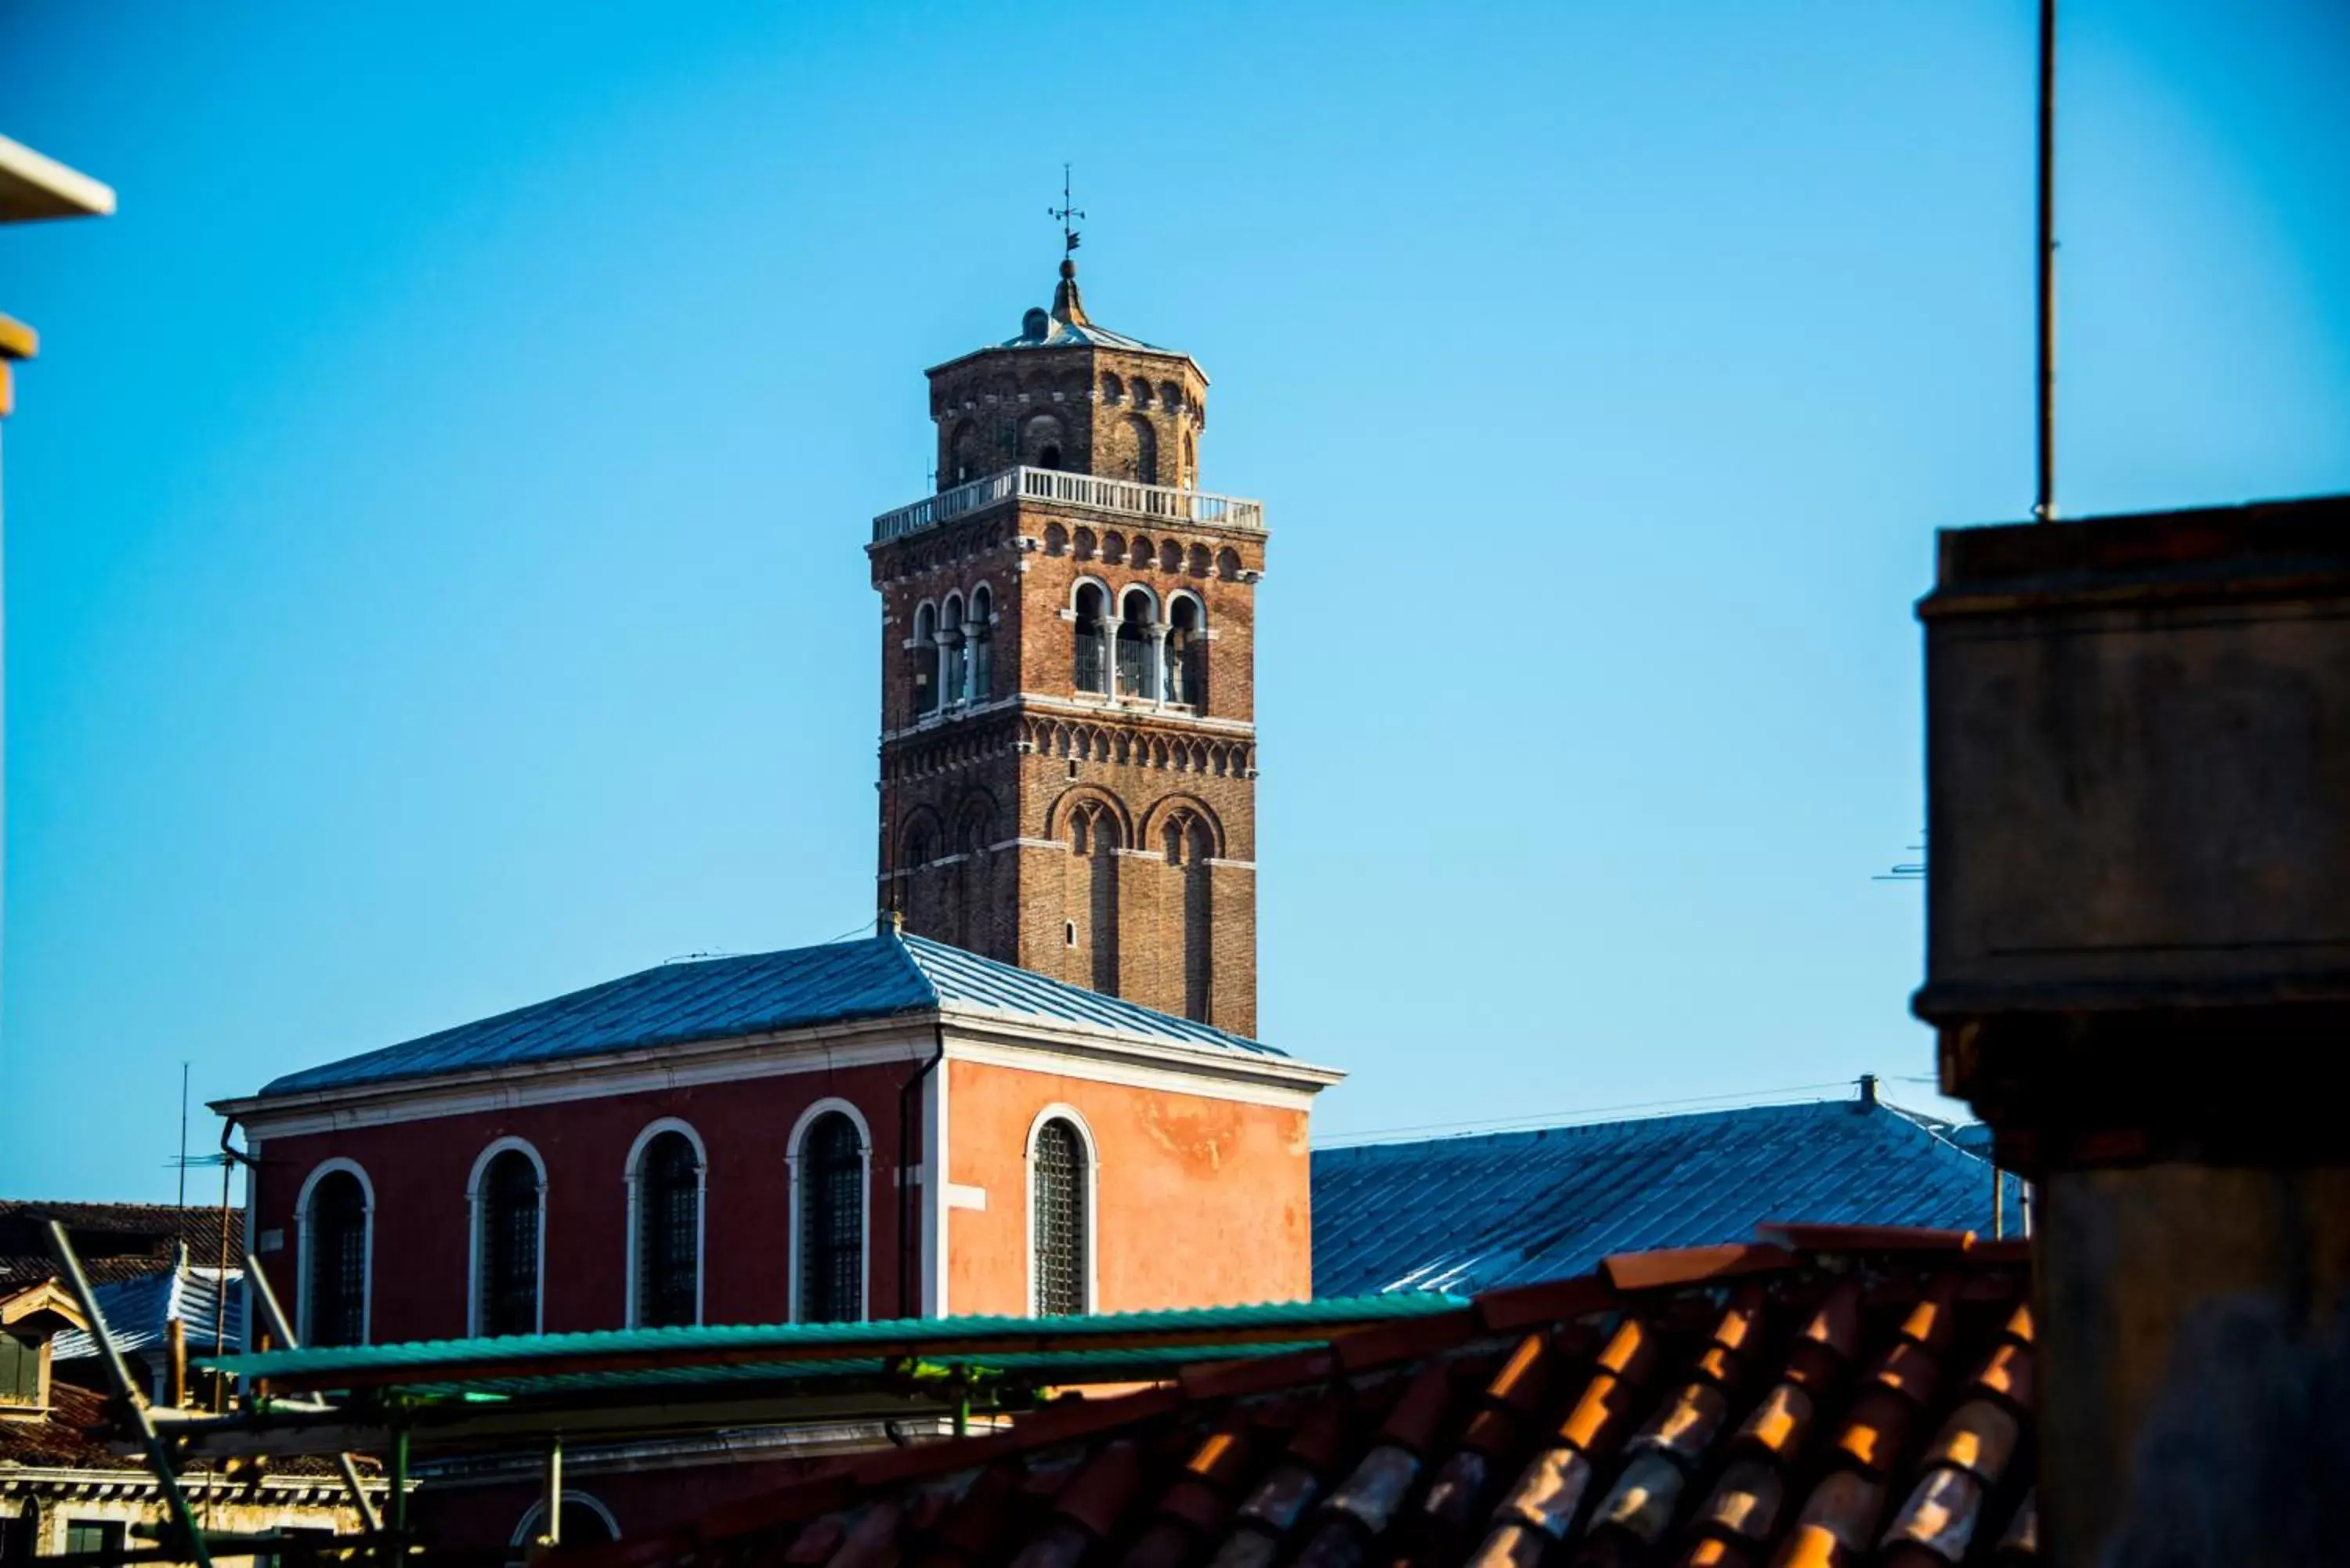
[1914,496,2350,1565]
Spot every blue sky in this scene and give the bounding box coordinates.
[3,2,2345,1200]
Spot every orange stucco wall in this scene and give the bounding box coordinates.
[945,1057,1312,1317]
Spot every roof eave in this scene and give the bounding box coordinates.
[937,1004,1345,1098]
[211,1010,942,1128]
[922,340,1209,385]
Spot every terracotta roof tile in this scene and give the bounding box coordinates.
[551,1230,2041,1568]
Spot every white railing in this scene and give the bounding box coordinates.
[873,467,1266,544]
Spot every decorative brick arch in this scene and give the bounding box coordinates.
[897,804,945,867]
[1139,794,1226,862]
[1046,785,1133,848]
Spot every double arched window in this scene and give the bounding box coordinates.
[1072,583,1110,695]
[298,1162,371,1348]
[912,603,939,717]
[470,1141,546,1338]
[790,1104,870,1324]
[1029,1112,1094,1317]
[1166,594,1205,708]
[627,1124,704,1328]
[913,588,996,719]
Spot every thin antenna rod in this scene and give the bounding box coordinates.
[2034,0,2057,522]
[178,1063,190,1212]
[1049,164,1084,257]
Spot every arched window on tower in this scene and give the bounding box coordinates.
[301,1167,370,1348]
[1166,814,1217,1024]
[912,603,939,717]
[1030,1116,1090,1317]
[631,1129,702,1328]
[940,592,967,710]
[1115,588,1157,700]
[1072,583,1108,695]
[1166,596,1205,709]
[794,1111,866,1324]
[953,800,996,956]
[1067,800,1121,996]
[1125,414,1158,486]
[1182,431,1197,489]
[1024,413,1065,471]
[474,1147,543,1337]
[968,586,994,703]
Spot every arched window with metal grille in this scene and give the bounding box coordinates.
[474,1146,543,1337]
[301,1166,370,1348]
[1030,1116,1090,1317]
[794,1111,866,1324]
[632,1129,702,1328]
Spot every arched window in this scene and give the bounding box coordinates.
[1101,372,1124,403]
[1024,413,1065,471]
[1030,1116,1090,1317]
[300,1166,370,1348]
[474,1146,544,1337]
[1183,432,1197,488]
[1115,589,1157,700]
[912,603,939,717]
[1125,414,1158,486]
[1066,800,1121,996]
[631,1129,702,1328]
[1072,583,1109,695]
[794,1110,866,1324]
[508,1494,619,1563]
[1166,814,1217,1024]
[967,586,993,703]
[953,799,997,957]
[1167,595,1205,708]
[940,592,967,709]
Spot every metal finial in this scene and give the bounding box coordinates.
[1048,163,1085,258]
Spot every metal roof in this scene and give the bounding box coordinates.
[52,1266,244,1363]
[252,930,1278,1100]
[1311,1097,2024,1297]
[198,1292,1464,1390]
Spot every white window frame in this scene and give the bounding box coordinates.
[621,1118,708,1329]
[784,1098,873,1325]
[508,1491,620,1551]
[465,1136,548,1338]
[293,1158,375,1348]
[1023,1104,1100,1318]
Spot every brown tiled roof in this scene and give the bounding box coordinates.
[0,1201,244,1290]
[559,1229,2037,1568]
[0,1382,132,1471]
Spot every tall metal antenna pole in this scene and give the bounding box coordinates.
[2034,0,2057,522]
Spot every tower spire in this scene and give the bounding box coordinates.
[1047,164,1089,325]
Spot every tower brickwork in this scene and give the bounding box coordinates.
[870,260,1264,1035]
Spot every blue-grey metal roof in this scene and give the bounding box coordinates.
[52,1266,244,1363]
[1311,1099,2023,1298]
[255,931,1276,1099]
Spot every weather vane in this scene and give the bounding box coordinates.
[1049,164,1084,257]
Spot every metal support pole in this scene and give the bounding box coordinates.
[243,1253,382,1537]
[2034,0,2058,522]
[540,1436,564,1548]
[388,1419,410,1552]
[44,1220,215,1568]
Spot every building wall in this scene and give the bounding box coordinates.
[941,1057,1312,1318]
[248,1061,918,1344]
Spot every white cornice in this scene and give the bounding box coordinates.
[219,1001,1342,1139]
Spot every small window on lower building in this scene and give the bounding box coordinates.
[64,1522,127,1567]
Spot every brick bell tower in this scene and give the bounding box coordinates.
[869,246,1264,1035]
